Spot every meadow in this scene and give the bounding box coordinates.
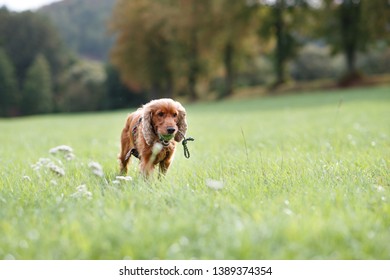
[0,86,389,259]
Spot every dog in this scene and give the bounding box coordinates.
[119,98,187,178]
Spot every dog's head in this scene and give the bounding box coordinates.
[142,98,187,146]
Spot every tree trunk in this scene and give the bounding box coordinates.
[345,45,356,76]
[273,2,286,87]
[188,29,199,101]
[164,70,174,98]
[221,41,234,99]
[339,0,361,84]
[149,82,161,100]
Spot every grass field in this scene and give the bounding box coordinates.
[0,86,389,260]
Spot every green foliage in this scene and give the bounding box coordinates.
[0,87,389,259]
[0,7,72,116]
[56,59,106,112]
[318,0,390,77]
[105,64,147,109]
[290,44,344,81]
[357,45,390,75]
[290,43,390,82]
[0,8,66,86]
[39,0,115,61]
[0,47,19,116]
[22,54,53,115]
[256,0,310,86]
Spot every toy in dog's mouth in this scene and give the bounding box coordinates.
[158,134,174,145]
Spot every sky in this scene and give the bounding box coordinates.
[0,0,61,11]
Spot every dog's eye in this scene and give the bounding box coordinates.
[157,112,164,117]
[173,113,178,118]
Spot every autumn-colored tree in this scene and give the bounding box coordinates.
[171,0,212,100]
[110,0,260,100]
[211,0,258,98]
[110,0,214,100]
[110,0,175,99]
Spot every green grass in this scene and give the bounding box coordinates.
[1,86,389,259]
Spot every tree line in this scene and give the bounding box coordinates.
[110,0,390,99]
[1,0,390,117]
[0,6,144,117]
[39,0,116,61]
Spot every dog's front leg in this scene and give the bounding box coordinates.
[140,160,154,178]
[140,150,155,178]
[159,159,171,177]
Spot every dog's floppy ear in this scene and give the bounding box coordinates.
[142,103,155,146]
[175,102,187,142]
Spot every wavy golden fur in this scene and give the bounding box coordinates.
[119,98,187,178]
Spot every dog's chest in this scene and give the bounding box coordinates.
[154,145,174,164]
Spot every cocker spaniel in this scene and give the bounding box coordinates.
[119,98,187,178]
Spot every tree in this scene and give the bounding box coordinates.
[105,64,147,109]
[56,59,106,112]
[0,8,67,90]
[39,0,116,61]
[320,0,390,83]
[172,0,210,101]
[110,0,257,100]
[110,0,175,99]
[256,0,309,87]
[211,0,258,98]
[0,47,19,116]
[22,54,53,115]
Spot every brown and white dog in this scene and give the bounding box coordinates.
[119,98,187,178]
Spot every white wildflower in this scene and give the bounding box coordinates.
[56,194,64,204]
[19,240,29,249]
[31,158,51,171]
[22,176,31,181]
[50,145,75,161]
[71,184,92,200]
[112,176,133,185]
[206,179,224,190]
[64,153,76,161]
[47,162,65,176]
[27,229,40,241]
[31,158,64,176]
[283,208,294,216]
[49,145,73,154]
[367,231,375,239]
[116,176,133,182]
[88,161,104,177]
[373,185,384,192]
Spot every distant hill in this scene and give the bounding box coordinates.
[39,0,115,61]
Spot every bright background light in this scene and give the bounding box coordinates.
[0,0,61,11]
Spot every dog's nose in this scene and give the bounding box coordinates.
[167,127,176,135]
